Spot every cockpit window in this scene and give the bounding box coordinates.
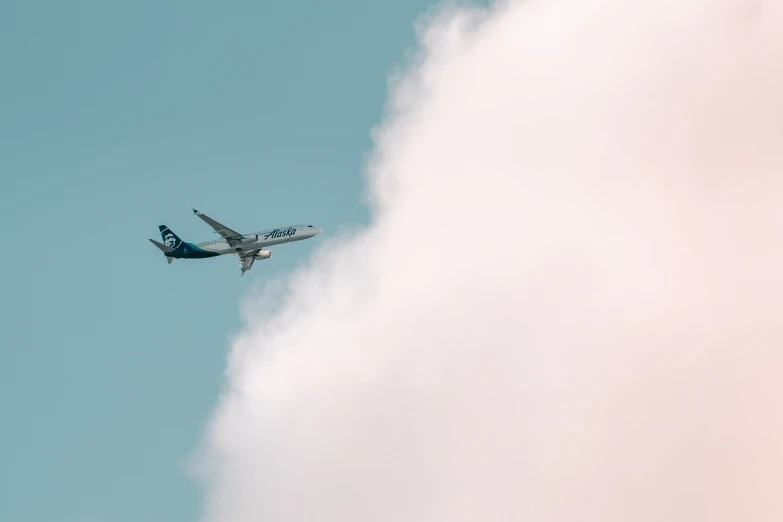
[308,225,313,227]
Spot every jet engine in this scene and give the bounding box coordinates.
[253,250,272,260]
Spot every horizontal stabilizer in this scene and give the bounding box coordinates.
[149,238,175,254]
[167,257,175,264]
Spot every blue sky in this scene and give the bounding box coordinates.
[0,1,439,520]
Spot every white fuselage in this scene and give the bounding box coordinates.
[193,224,321,256]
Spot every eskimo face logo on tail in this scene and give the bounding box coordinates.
[262,227,296,240]
[164,233,178,248]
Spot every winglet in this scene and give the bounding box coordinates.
[193,208,200,214]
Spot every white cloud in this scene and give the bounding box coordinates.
[195,1,783,520]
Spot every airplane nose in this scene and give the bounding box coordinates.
[315,227,322,235]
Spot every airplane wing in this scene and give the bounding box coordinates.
[238,252,255,276]
[193,208,243,246]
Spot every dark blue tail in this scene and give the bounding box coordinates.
[159,225,184,250]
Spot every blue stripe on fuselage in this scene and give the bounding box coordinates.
[170,242,221,259]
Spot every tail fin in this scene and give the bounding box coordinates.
[158,225,184,250]
[152,224,184,265]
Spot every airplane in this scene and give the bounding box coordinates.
[149,209,322,275]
